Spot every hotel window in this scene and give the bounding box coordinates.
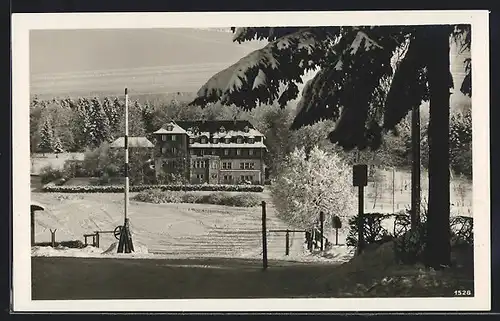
[211,149,216,155]
[243,163,254,170]
[236,149,241,156]
[249,149,254,156]
[240,163,245,169]
[212,138,218,144]
[236,137,243,144]
[200,149,205,156]
[189,138,195,144]
[201,137,207,144]
[225,138,231,144]
[171,135,176,141]
[197,174,204,180]
[224,149,229,156]
[190,149,195,155]
[248,138,254,144]
[194,160,205,168]
[162,135,167,141]
[222,162,232,169]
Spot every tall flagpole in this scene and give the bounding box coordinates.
[118,87,134,253]
[124,87,129,223]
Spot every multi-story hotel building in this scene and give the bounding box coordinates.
[152,120,267,184]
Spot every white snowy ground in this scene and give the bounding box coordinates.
[31,193,356,263]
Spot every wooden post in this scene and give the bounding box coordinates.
[261,201,268,270]
[305,230,312,251]
[50,229,57,247]
[392,167,396,213]
[320,212,324,251]
[31,210,35,246]
[96,232,100,248]
[335,228,339,246]
[411,104,421,230]
[357,185,365,255]
[353,164,367,256]
[285,229,290,256]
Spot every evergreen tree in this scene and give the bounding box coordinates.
[38,116,54,154]
[73,97,92,149]
[88,97,112,148]
[52,135,64,153]
[104,97,121,135]
[140,102,156,137]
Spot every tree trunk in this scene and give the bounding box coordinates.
[425,27,451,268]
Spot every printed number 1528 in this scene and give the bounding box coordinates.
[454,289,472,296]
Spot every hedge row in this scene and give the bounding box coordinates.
[42,182,265,193]
[133,190,261,207]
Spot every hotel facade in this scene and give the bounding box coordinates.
[152,120,267,185]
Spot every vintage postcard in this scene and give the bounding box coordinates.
[11,10,490,312]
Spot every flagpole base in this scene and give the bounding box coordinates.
[117,218,134,253]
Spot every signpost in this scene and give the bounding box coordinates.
[353,164,368,255]
[332,216,342,246]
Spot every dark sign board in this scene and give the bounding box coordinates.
[353,164,368,187]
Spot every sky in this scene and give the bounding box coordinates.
[30,28,265,97]
[29,27,471,111]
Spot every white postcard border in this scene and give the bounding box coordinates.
[12,10,490,312]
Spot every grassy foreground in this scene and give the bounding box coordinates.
[32,242,474,300]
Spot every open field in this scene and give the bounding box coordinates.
[31,192,311,259]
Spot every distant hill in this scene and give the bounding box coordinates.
[31,91,197,105]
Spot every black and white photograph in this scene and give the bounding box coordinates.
[11,11,490,312]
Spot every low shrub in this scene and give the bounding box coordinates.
[42,183,265,193]
[346,213,393,247]
[132,189,182,204]
[40,165,65,184]
[226,193,261,207]
[132,190,260,207]
[35,240,86,249]
[394,222,427,264]
[181,193,204,204]
[450,215,474,246]
[205,192,228,205]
